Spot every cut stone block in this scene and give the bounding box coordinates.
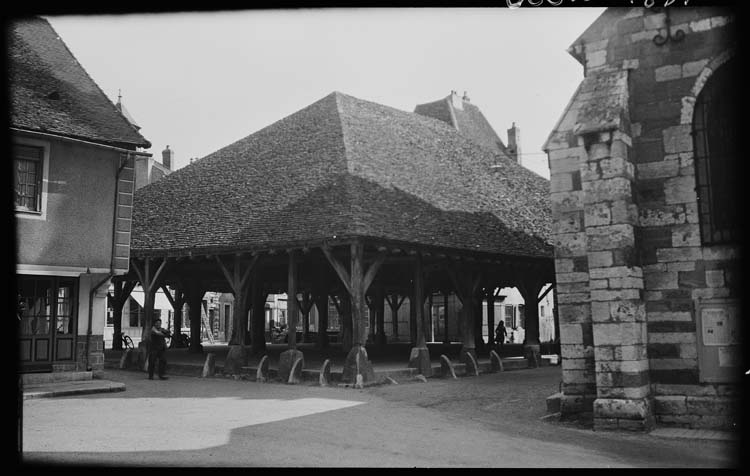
[489,350,504,372]
[462,350,479,377]
[202,353,216,378]
[547,392,562,414]
[278,349,304,383]
[224,345,247,376]
[288,357,303,384]
[342,345,375,384]
[440,354,457,379]
[408,346,432,377]
[256,355,269,383]
[319,359,332,386]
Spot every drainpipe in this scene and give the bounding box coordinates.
[83,152,131,371]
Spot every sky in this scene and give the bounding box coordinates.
[46,7,606,178]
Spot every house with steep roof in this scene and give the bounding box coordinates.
[415,91,554,349]
[11,17,151,376]
[126,90,554,383]
[545,6,739,431]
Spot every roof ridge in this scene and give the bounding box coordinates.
[332,91,356,228]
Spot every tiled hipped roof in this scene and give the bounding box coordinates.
[132,92,552,258]
[8,17,151,148]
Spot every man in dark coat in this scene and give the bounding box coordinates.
[148,318,171,380]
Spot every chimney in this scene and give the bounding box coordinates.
[507,122,522,165]
[162,145,174,170]
[462,90,470,102]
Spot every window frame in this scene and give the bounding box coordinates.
[13,137,50,219]
[692,59,739,246]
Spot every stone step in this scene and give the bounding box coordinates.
[20,371,93,386]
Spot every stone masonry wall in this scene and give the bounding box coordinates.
[548,7,739,430]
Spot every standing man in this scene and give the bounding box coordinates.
[495,321,507,354]
[148,318,171,380]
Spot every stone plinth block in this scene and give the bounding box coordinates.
[560,394,595,418]
[408,346,432,377]
[439,354,457,379]
[462,349,480,376]
[524,344,541,368]
[342,345,375,385]
[319,359,332,386]
[489,350,504,372]
[547,392,563,414]
[224,345,247,376]
[256,355,269,383]
[202,353,216,378]
[278,349,304,383]
[593,397,652,421]
[288,357,304,384]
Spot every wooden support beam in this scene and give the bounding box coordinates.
[414,252,426,348]
[130,257,169,343]
[214,254,259,344]
[363,250,387,294]
[350,242,366,346]
[321,247,352,296]
[538,283,554,302]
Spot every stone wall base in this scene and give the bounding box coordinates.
[560,393,595,416]
[593,397,655,432]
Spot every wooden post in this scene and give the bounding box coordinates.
[287,250,299,349]
[215,253,258,345]
[486,288,496,349]
[409,294,416,346]
[161,284,186,348]
[474,288,485,353]
[350,243,366,346]
[447,265,482,363]
[110,279,136,350]
[517,271,544,367]
[313,290,329,349]
[427,292,433,343]
[184,282,204,353]
[131,257,168,346]
[321,243,386,352]
[296,291,315,344]
[375,283,386,346]
[443,291,450,344]
[408,252,431,375]
[250,276,268,355]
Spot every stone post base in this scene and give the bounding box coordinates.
[224,345,247,376]
[278,349,305,383]
[342,345,375,385]
[408,346,432,377]
[459,347,477,366]
[523,344,541,368]
[593,398,654,432]
[560,394,595,420]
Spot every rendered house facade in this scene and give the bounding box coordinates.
[12,17,151,375]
